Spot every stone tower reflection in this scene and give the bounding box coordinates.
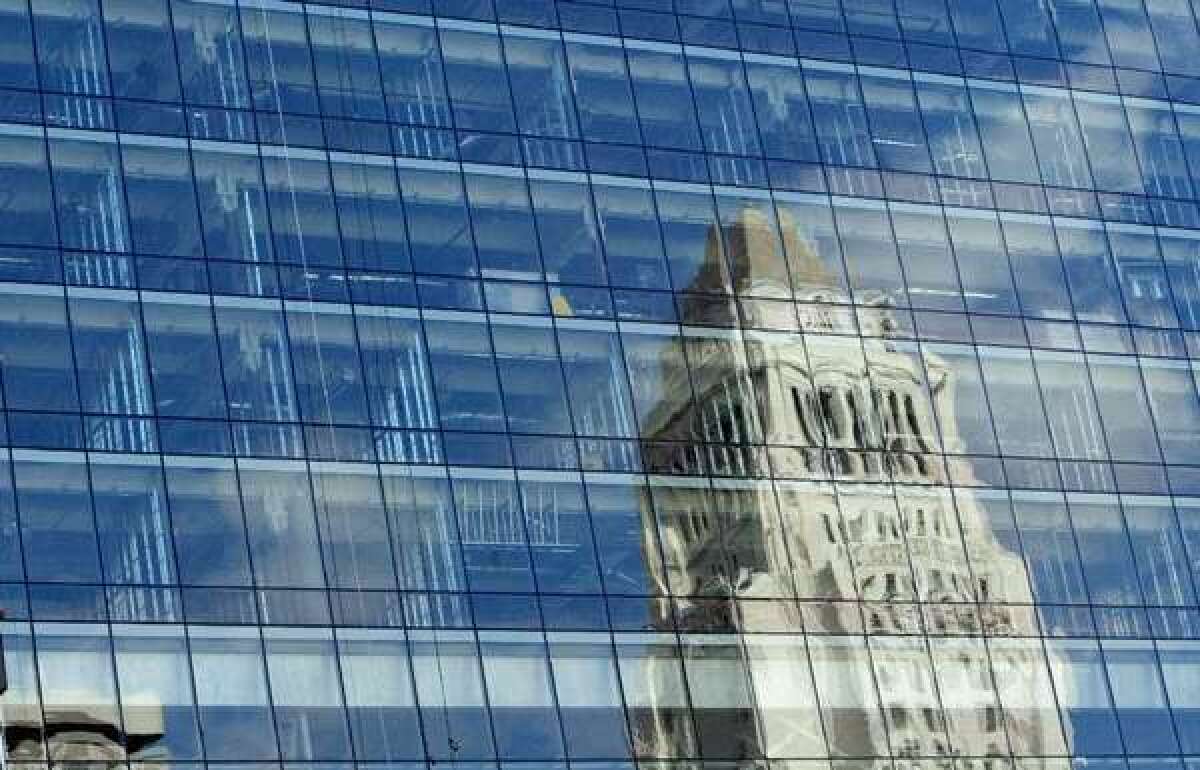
[631,207,1069,764]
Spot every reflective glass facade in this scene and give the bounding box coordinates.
[9,1,1200,770]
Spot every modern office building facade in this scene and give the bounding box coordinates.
[7,0,1200,768]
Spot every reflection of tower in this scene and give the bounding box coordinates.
[634,207,1067,761]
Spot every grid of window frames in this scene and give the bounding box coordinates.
[10,1,1200,770]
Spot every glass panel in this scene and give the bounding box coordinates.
[262,153,343,268]
[1159,640,1200,752]
[397,166,477,276]
[193,145,274,263]
[0,289,80,412]
[1075,95,1144,194]
[946,208,1019,315]
[592,181,671,290]
[479,631,564,760]
[439,26,516,132]
[687,51,760,156]
[1031,350,1107,461]
[311,466,396,590]
[834,200,906,305]
[332,157,411,273]
[860,70,931,173]
[165,460,253,587]
[189,626,279,760]
[264,627,352,760]
[1045,637,1123,755]
[1097,0,1161,71]
[214,303,299,424]
[683,633,762,758]
[1088,354,1161,463]
[240,3,318,114]
[988,636,1068,755]
[505,33,578,139]
[915,75,988,179]
[111,624,202,761]
[286,306,371,426]
[1011,491,1089,604]
[529,174,606,286]
[548,631,632,758]
[1001,213,1073,320]
[1109,228,1178,329]
[69,295,154,418]
[1057,220,1128,323]
[308,10,386,120]
[808,634,888,757]
[463,170,541,277]
[565,39,639,144]
[238,463,326,588]
[122,141,203,258]
[142,302,226,423]
[1124,497,1197,608]
[615,632,698,758]
[1103,639,1178,753]
[1128,103,1194,200]
[969,83,1040,184]
[36,623,122,760]
[1022,88,1092,190]
[91,459,178,587]
[410,629,496,760]
[103,0,179,101]
[376,15,452,127]
[383,472,467,598]
[1143,360,1200,465]
[15,455,100,583]
[557,327,638,440]
[519,478,602,593]
[49,134,129,253]
[627,47,703,151]
[31,0,110,98]
[891,204,962,312]
[337,629,423,760]
[805,64,876,168]
[172,0,251,109]
[453,474,535,593]
[656,186,731,295]
[0,127,57,248]
[0,621,44,762]
[746,59,819,162]
[1069,494,1142,606]
[425,317,505,433]
[585,478,668,597]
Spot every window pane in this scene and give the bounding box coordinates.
[240,3,317,114]
[17,455,99,583]
[410,629,496,760]
[505,33,578,139]
[36,624,121,760]
[308,10,385,120]
[439,27,516,132]
[49,134,129,253]
[190,626,278,760]
[112,624,202,761]
[91,459,178,587]
[376,15,452,127]
[238,463,325,588]
[165,460,253,587]
[480,631,564,759]
[338,629,423,760]
[311,466,396,590]
[628,47,703,151]
[265,627,352,760]
[548,631,632,758]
